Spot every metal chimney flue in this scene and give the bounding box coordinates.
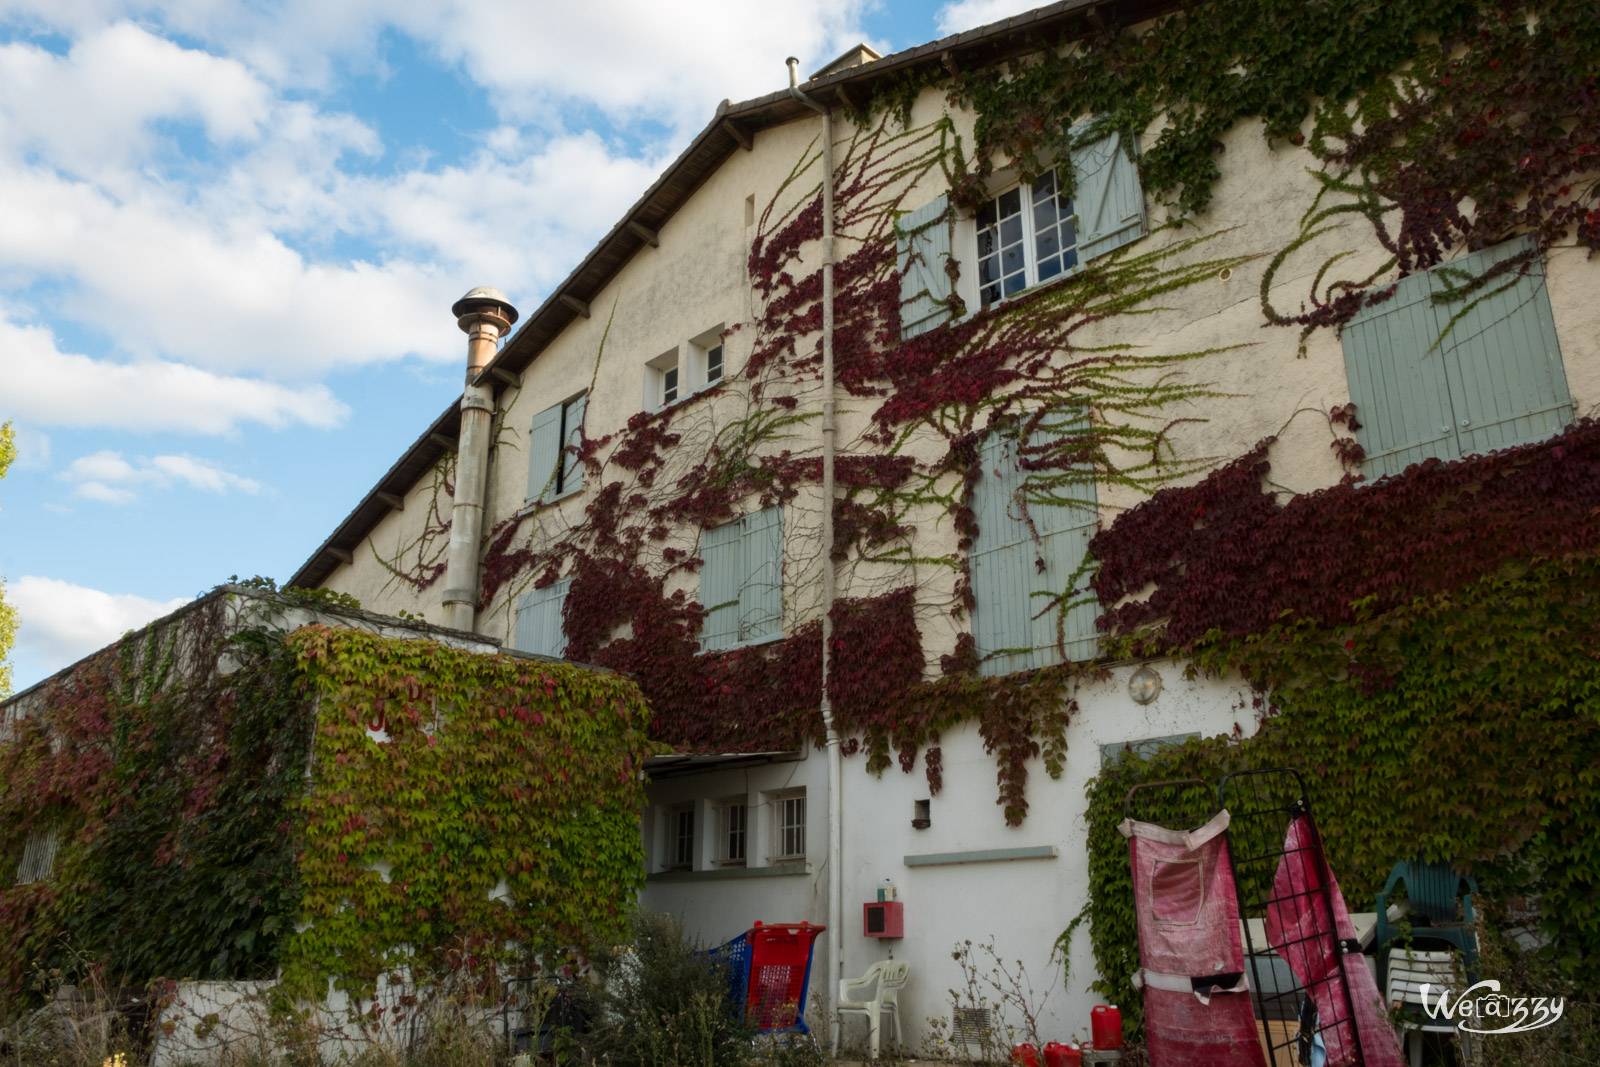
[441,286,518,632]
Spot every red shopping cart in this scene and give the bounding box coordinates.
[710,920,826,1035]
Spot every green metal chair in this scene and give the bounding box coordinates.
[1374,860,1479,991]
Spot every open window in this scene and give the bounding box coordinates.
[896,127,1147,337]
[526,393,587,504]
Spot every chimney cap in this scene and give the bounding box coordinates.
[452,286,519,326]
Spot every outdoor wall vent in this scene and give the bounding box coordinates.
[15,827,59,885]
[951,1006,993,1044]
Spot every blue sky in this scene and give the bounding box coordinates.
[0,0,1039,692]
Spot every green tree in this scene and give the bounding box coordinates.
[0,420,15,697]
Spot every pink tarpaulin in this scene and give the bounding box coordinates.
[1264,813,1405,1067]
[1122,811,1268,1067]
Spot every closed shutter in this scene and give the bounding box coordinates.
[562,393,587,495]
[897,195,954,339]
[699,520,743,650]
[1344,235,1573,479]
[740,506,783,642]
[1071,131,1147,262]
[1432,237,1572,457]
[970,427,1099,676]
[514,578,571,657]
[527,404,563,503]
[1343,270,1459,479]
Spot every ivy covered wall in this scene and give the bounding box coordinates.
[0,590,655,1010]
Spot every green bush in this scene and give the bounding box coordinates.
[586,911,753,1067]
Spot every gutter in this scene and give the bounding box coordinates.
[787,56,845,1055]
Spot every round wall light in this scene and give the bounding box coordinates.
[1129,664,1163,705]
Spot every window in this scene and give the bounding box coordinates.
[526,393,586,504]
[1341,235,1572,479]
[14,827,59,885]
[698,506,783,650]
[646,348,680,409]
[669,805,694,869]
[720,801,748,866]
[976,168,1078,306]
[644,327,727,411]
[774,793,806,860]
[514,578,571,658]
[896,128,1147,338]
[969,421,1099,676]
[1100,733,1200,769]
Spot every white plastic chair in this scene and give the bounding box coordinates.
[837,959,910,1059]
[1386,948,1481,1067]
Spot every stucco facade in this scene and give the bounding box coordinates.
[292,2,1600,1051]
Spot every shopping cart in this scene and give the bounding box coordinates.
[708,920,826,1036]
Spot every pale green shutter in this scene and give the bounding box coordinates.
[740,506,783,642]
[562,393,587,495]
[515,578,571,658]
[1342,270,1458,479]
[527,404,563,503]
[970,426,1100,676]
[1072,131,1146,261]
[700,520,742,650]
[971,433,1032,675]
[897,195,953,339]
[1432,237,1572,457]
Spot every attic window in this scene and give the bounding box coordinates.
[810,43,883,81]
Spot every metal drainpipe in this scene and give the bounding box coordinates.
[441,287,519,633]
[787,56,843,1054]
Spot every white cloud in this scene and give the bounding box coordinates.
[385,0,882,132]
[0,316,349,432]
[935,0,1041,36]
[7,574,189,669]
[0,22,271,176]
[61,448,261,504]
[1,1,880,135]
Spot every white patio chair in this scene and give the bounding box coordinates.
[1386,948,1481,1067]
[837,959,910,1059]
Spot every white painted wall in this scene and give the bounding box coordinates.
[647,663,1253,1051]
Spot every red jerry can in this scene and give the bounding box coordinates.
[1091,1005,1122,1050]
[1043,1041,1082,1067]
[1010,1044,1040,1067]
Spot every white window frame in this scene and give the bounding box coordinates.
[717,799,748,867]
[643,325,728,413]
[667,804,695,870]
[770,791,806,862]
[971,166,1080,309]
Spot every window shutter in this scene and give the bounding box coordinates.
[971,426,1099,676]
[896,195,953,339]
[1071,131,1147,262]
[527,404,563,503]
[562,393,587,495]
[1343,269,1459,479]
[740,506,783,641]
[699,519,743,650]
[1432,237,1572,458]
[515,578,571,658]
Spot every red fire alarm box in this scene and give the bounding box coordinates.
[863,900,903,938]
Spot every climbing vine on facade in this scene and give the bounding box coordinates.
[0,590,657,1012]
